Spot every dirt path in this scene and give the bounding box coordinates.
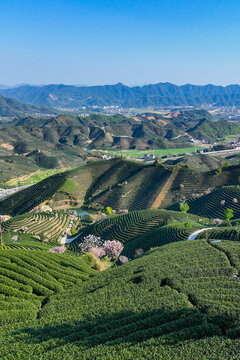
[151,168,180,209]
[187,228,213,240]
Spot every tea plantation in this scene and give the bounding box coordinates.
[2,159,240,215]
[2,211,71,243]
[69,209,206,256]
[0,249,95,327]
[1,157,240,359]
[0,240,240,359]
[184,186,240,219]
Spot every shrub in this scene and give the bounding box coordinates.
[71,228,77,235]
[179,202,189,214]
[215,166,222,175]
[90,247,106,258]
[224,208,233,224]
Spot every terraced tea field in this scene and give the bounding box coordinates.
[3,159,240,216]
[0,172,67,216]
[1,240,240,359]
[0,250,94,326]
[184,186,240,219]
[2,212,71,242]
[69,209,205,254]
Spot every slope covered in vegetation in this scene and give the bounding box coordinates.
[2,159,240,216]
[169,185,240,219]
[0,240,240,359]
[68,209,206,257]
[0,249,94,326]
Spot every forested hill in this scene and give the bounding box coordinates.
[0,95,57,117]
[2,82,240,108]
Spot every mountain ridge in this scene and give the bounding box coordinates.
[2,82,240,108]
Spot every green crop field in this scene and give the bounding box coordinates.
[108,146,203,157]
[1,240,240,359]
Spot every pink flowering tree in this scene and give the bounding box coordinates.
[103,240,123,261]
[204,189,211,195]
[134,248,144,258]
[221,200,226,206]
[179,184,184,190]
[233,198,238,204]
[49,246,66,253]
[119,255,129,264]
[213,218,222,226]
[11,235,18,242]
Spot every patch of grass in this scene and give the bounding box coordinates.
[108,147,203,157]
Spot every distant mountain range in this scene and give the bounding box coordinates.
[1,82,240,109]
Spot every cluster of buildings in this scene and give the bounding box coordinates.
[143,154,155,161]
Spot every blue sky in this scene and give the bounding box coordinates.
[0,0,240,86]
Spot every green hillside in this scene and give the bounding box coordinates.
[0,249,94,326]
[68,209,206,257]
[179,186,240,219]
[1,240,240,359]
[2,159,240,216]
[0,95,56,117]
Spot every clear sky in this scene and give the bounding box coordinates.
[1,0,240,86]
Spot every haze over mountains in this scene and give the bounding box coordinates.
[1,82,240,109]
